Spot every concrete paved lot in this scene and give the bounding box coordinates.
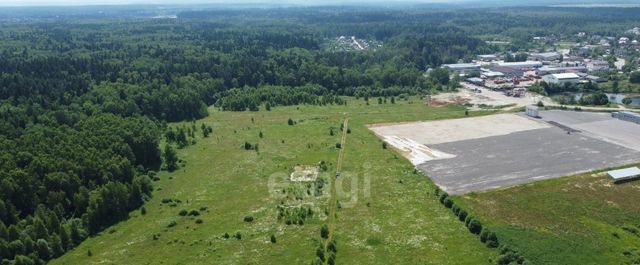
[371,110,640,194]
[369,113,549,145]
[418,127,640,194]
[538,110,640,151]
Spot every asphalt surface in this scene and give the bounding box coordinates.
[417,126,640,195]
[538,110,640,151]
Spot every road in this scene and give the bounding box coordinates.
[460,82,637,112]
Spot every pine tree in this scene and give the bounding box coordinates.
[163,144,179,172]
[49,233,64,257]
[59,226,71,250]
[33,218,49,240]
[0,222,8,239]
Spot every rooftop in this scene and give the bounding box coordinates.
[551,73,580,79]
[496,61,543,67]
[442,63,479,68]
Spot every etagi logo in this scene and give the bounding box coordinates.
[267,162,372,209]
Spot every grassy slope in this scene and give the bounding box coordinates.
[456,168,640,265]
[51,97,496,265]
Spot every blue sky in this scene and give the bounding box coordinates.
[0,0,461,7]
[0,0,631,7]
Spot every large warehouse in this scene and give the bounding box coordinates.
[442,63,481,74]
[542,73,581,84]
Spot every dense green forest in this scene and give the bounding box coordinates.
[0,5,639,264]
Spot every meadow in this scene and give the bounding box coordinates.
[51,97,497,265]
[456,167,640,265]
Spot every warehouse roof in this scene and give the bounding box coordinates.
[496,61,543,67]
[608,167,640,182]
[442,63,480,68]
[552,73,580,79]
[483,71,504,77]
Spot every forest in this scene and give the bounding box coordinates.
[0,5,639,264]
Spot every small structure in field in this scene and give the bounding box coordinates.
[608,167,640,182]
[525,105,539,118]
[612,111,640,124]
[290,165,320,182]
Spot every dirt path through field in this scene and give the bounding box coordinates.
[323,117,348,264]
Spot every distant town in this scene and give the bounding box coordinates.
[439,27,640,102]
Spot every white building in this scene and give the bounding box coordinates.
[494,61,543,69]
[529,52,561,61]
[481,71,505,79]
[619,37,630,45]
[536,66,587,75]
[586,60,610,72]
[442,63,481,74]
[477,54,498,62]
[542,73,581,84]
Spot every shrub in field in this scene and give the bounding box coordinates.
[458,210,468,222]
[465,215,473,227]
[321,224,330,239]
[480,228,490,243]
[443,198,453,208]
[439,193,448,204]
[452,204,460,216]
[327,239,337,253]
[486,232,499,248]
[243,216,254,223]
[316,246,325,261]
[468,219,482,234]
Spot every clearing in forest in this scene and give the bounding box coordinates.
[50,97,496,265]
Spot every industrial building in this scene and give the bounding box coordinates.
[612,111,640,124]
[466,77,484,86]
[494,61,543,69]
[481,71,505,79]
[542,73,581,84]
[490,66,524,77]
[442,63,481,74]
[586,60,610,72]
[585,75,606,83]
[529,52,561,61]
[477,54,498,62]
[536,66,587,75]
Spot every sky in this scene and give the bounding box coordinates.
[0,0,631,7]
[0,0,486,7]
[1,0,406,6]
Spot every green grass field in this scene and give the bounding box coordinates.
[51,97,497,265]
[455,168,640,265]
